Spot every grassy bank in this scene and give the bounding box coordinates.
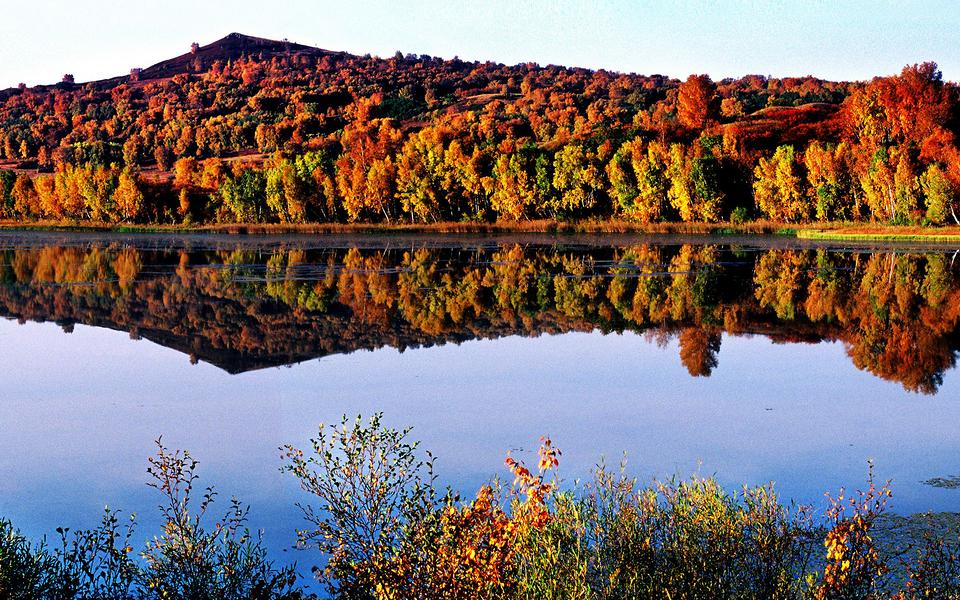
[798,226,960,243]
[0,218,792,236]
[4,415,960,599]
[4,218,960,244]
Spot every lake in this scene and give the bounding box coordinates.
[1,231,959,583]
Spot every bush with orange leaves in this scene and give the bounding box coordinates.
[813,463,892,600]
[280,415,588,600]
[281,414,960,600]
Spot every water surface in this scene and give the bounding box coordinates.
[1,232,959,577]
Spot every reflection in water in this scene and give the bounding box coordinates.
[3,234,960,579]
[923,476,960,489]
[0,236,957,393]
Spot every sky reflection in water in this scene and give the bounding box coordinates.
[1,235,959,574]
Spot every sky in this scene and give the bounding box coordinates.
[1,0,959,87]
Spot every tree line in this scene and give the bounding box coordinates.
[0,48,958,225]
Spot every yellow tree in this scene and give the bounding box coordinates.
[265,153,312,223]
[490,152,549,221]
[860,157,894,221]
[77,167,116,222]
[753,145,809,222]
[441,140,488,220]
[667,144,696,221]
[365,157,397,222]
[804,141,855,221]
[550,144,603,218]
[920,164,958,224]
[396,127,448,223]
[667,144,723,222]
[114,170,144,222]
[892,149,920,223]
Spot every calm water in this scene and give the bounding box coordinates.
[1,231,959,579]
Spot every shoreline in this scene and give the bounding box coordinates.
[0,218,787,236]
[2,219,960,243]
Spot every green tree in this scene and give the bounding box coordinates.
[551,144,603,218]
[0,170,15,217]
[920,164,957,224]
[265,155,309,223]
[668,145,724,222]
[607,139,669,223]
[219,169,267,222]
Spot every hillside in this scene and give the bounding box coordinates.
[0,34,957,227]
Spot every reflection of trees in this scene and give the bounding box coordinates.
[843,253,960,394]
[751,249,960,394]
[678,327,722,377]
[0,242,958,393]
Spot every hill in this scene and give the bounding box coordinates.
[136,33,333,81]
[1,33,337,95]
[0,35,957,227]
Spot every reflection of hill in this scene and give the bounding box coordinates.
[42,283,597,375]
[0,242,957,392]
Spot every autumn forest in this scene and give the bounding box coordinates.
[1,34,959,227]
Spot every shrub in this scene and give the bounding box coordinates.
[814,464,892,599]
[901,534,960,598]
[0,519,58,599]
[282,418,825,599]
[51,509,140,598]
[2,441,303,600]
[5,418,960,600]
[280,413,437,598]
[282,416,932,600]
[142,440,302,600]
[730,205,749,225]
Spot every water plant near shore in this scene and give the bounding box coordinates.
[4,418,960,599]
[0,440,302,600]
[279,414,957,599]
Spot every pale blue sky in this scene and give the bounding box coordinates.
[1,0,958,87]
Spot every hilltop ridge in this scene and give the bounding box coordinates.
[4,33,340,93]
[132,33,340,83]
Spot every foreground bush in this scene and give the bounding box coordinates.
[0,440,302,600]
[282,414,960,600]
[5,418,960,599]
